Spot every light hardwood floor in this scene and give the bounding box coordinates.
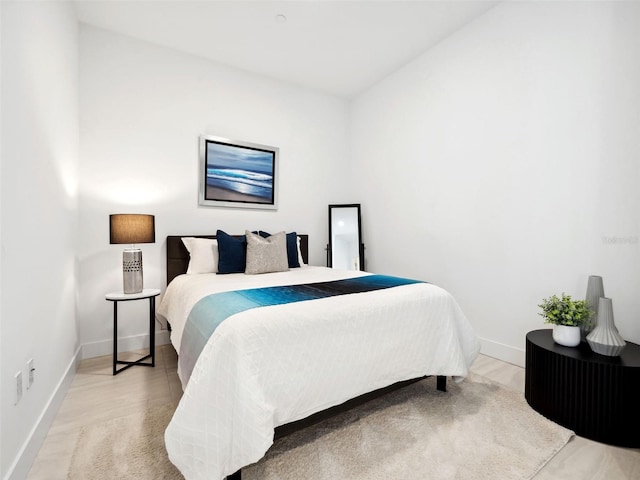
[27,347,640,479]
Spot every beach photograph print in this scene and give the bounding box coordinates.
[201,137,277,209]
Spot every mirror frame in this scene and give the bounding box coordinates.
[327,203,365,271]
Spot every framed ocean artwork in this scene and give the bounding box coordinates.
[198,135,278,209]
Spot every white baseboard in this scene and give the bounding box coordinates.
[81,329,171,360]
[479,337,525,368]
[3,347,81,480]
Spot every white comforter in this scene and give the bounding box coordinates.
[158,266,480,480]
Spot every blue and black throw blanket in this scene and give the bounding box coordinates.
[178,275,423,384]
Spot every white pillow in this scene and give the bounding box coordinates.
[297,236,305,266]
[181,237,219,274]
[245,231,289,275]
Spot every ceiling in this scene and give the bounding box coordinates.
[74,1,499,98]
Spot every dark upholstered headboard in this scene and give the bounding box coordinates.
[166,234,309,286]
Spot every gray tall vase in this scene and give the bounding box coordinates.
[586,297,626,356]
[584,275,604,339]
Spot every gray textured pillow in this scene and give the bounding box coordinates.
[245,230,289,274]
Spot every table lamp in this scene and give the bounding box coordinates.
[109,214,155,294]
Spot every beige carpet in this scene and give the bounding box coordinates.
[68,374,573,480]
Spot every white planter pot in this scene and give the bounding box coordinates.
[552,325,581,347]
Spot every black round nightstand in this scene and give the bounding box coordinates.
[525,329,640,447]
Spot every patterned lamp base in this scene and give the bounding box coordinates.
[123,249,143,294]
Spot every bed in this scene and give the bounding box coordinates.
[158,233,480,480]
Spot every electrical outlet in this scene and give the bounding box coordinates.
[14,372,22,405]
[27,359,34,389]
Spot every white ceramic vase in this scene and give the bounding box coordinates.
[584,275,604,338]
[587,297,626,356]
[552,325,581,347]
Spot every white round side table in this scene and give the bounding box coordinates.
[105,288,161,375]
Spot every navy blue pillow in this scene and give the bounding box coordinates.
[259,231,300,268]
[216,230,247,274]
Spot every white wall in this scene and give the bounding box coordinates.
[0,0,4,467]
[351,1,640,365]
[1,1,79,478]
[78,26,351,354]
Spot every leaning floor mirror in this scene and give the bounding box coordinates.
[328,204,365,271]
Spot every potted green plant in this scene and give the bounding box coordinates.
[538,293,592,347]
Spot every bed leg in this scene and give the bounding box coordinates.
[227,470,241,480]
[437,375,447,392]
